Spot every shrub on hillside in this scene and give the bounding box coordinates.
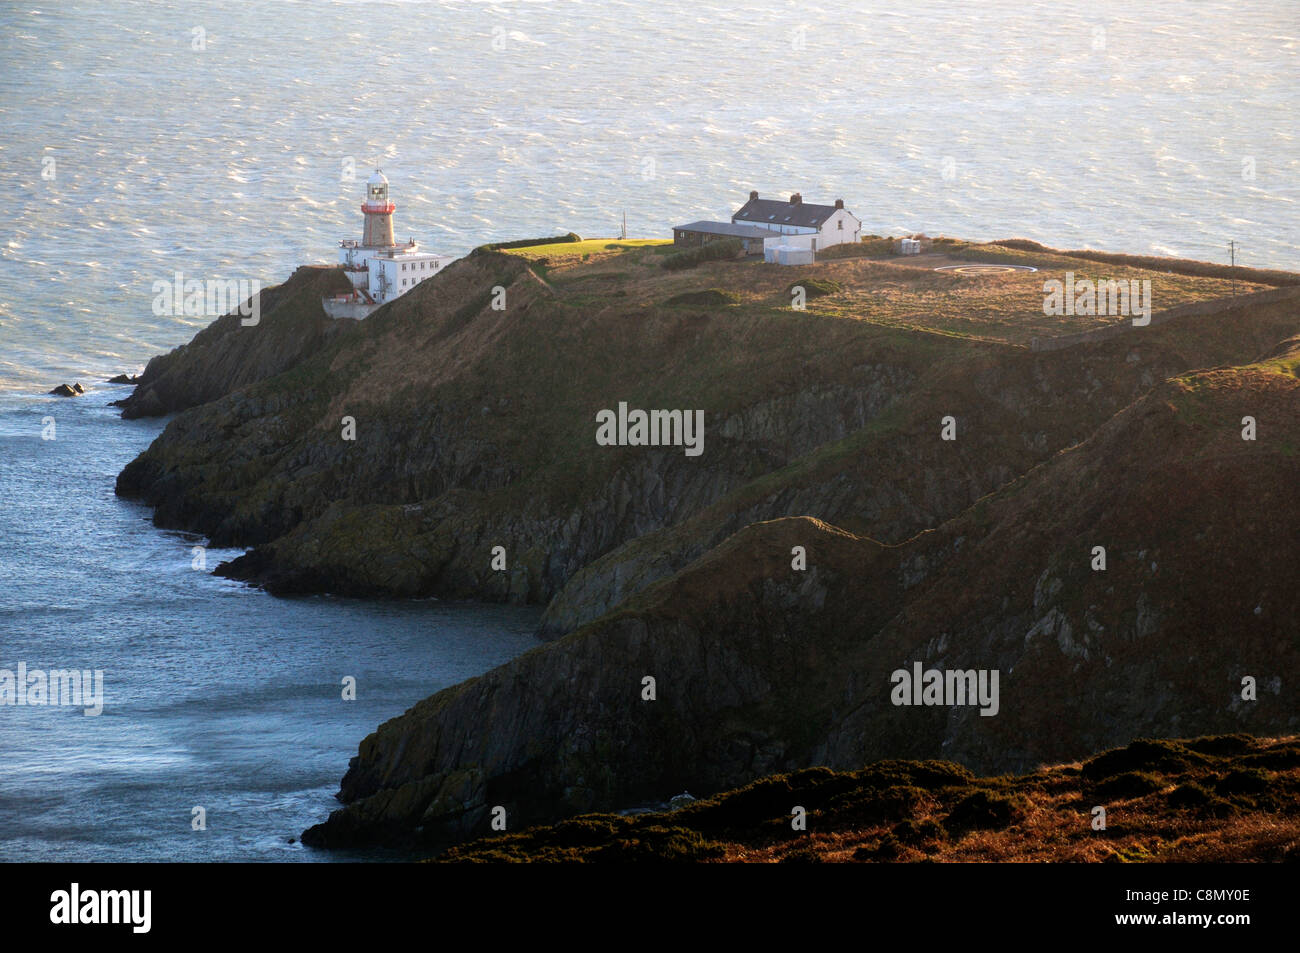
[591,825,724,862]
[1213,768,1271,796]
[476,233,582,252]
[1167,782,1238,816]
[1082,739,1200,780]
[944,790,1026,831]
[892,818,947,846]
[1092,771,1165,799]
[661,238,743,271]
[786,278,843,299]
[665,288,740,307]
[1183,734,1257,756]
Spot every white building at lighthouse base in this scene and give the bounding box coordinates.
[323,170,455,319]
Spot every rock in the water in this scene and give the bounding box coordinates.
[49,383,84,397]
[107,373,140,384]
[112,388,163,416]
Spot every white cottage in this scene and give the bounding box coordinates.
[731,191,861,253]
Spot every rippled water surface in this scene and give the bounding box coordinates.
[0,0,1295,860]
[1,0,1295,389]
[0,389,540,860]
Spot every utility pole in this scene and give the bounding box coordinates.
[621,210,627,241]
[1229,240,1237,296]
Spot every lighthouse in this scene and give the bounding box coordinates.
[361,170,396,247]
[324,169,455,319]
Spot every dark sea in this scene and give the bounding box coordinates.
[0,387,540,860]
[0,0,1294,860]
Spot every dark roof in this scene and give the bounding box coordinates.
[673,220,775,239]
[732,197,843,229]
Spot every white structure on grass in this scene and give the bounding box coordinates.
[672,191,863,266]
[323,170,455,319]
[732,191,862,254]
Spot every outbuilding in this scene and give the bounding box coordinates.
[671,220,773,256]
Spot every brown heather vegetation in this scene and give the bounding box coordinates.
[501,235,1275,346]
[437,735,1300,863]
[116,236,1300,854]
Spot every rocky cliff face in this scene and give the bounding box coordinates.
[304,344,1300,847]
[111,239,1300,851]
[538,292,1300,636]
[114,250,960,598]
[116,266,355,419]
[116,248,1300,613]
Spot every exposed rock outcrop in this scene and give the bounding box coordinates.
[115,265,355,419]
[109,239,1300,852]
[116,249,1299,617]
[304,350,1300,847]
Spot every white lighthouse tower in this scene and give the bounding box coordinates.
[324,169,454,319]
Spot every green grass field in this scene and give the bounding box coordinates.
[501,238,671,260]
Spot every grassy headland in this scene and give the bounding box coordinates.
[112,235,1300,855]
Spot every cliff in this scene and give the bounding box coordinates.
[300,340,1300,846]
[116,241,1295,595]
[110,237,1300,851]
[116,265,355,419]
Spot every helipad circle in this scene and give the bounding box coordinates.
[933,264,1038,275]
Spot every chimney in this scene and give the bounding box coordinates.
[749,190,759,200]
[835,198,844,209]
[790,192,802,204]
